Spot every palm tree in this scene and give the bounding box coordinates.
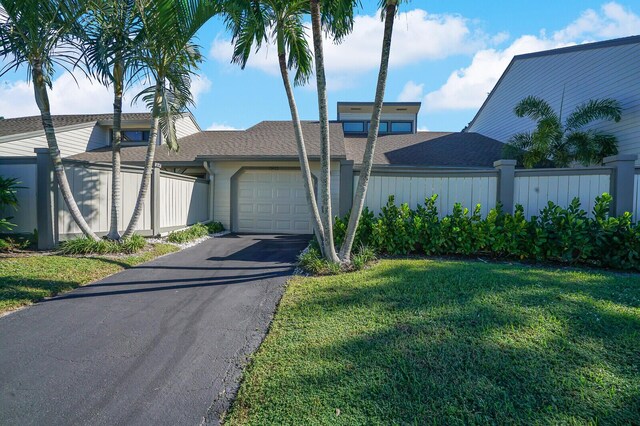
[83,0,142,240]
[0,0,100,240]
[503,95,622,168]
[308,0,358,262]
[338,0,400,262]
[223,0,328,254]
[121,0,219,239]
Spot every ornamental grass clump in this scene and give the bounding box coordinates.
[59,234,146,255]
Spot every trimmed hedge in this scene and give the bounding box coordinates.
[334,193,640,271]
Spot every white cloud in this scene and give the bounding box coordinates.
[210,9,490,90]
[207,122,241,131]
[553,2,640,41]
[423,2,640,112]
[397,81,424,102]
[189,74,212,105]
[0,72,212,119]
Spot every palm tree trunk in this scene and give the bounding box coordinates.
[277,45,326,254]
[309,0,339,262]
[339,2,397,262]
[31,63,100,241]
[121,79,162,239]
[107,59,124,240]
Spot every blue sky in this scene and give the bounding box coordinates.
[1,1,639,132]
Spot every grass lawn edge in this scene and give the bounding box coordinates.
[0,242,179,317]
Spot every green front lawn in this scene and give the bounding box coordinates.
[226,259,640,425]
[0,244,177,314]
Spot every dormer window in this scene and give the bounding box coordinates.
[343,120,412,135]
[111,129,150,145]
[390,121,412,133]
[343,121,365,133]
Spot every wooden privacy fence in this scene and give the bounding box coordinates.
[347,155,638,220]
[0,149,210,249]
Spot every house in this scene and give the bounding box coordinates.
[0,112,201,158]
[465,35,640,163]
[51,101,503,233]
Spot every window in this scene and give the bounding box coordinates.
[122,130,149,142]
[343,121,365,133]
[390,122,412,133]
[366,121,389,133]
[111,130,150,144]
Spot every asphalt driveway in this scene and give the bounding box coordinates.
[0,234,309,426]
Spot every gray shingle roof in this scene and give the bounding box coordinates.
[344,132,505,168]
[0,113,151,138]
[70,120,504,168]
[70,121,347,163]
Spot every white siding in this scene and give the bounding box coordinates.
[0,163,37,233]
[513,172,610,219]
[57,165,151,237]
[175,115,200,139]
[210,160,341,231]
[356,174,498,217]
[158,173,208,228]
[468,41,640,164]
[0,125,109,158]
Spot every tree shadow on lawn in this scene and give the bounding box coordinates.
[232,260,640,425]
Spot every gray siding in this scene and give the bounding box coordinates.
[0,124,109,158]
[468,41,640,163]
[175,115,200,139]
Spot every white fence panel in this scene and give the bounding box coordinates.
[57,164,151,237]
[355,173,498,217]
[514,172,611,218]
[159,172,208,229]
[0,161,37,233]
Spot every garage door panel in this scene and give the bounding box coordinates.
[275,204,291,214]
[236,170,313,234]
[293,204,309,214]
[256,203,273,214]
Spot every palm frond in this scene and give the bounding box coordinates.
[320,0,359,42]
[0,0,88,82]
[513,95,557,121]
[564,98,622,131]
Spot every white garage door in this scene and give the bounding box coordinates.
[236,169,313,234]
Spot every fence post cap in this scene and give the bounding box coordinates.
[603,154,637,164]
[153,162,162,168]
[34,148,50,154]
[493,159,517,167]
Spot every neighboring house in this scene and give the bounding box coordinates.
[465,35,640,163]
[61,101,503,233]
[0,112,201,158]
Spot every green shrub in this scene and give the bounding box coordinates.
[0,176,21,232]
[59,234,147,255]
[206,221,225,234]
[333,207,375,249]
[0,234,36,252]
[333,193,640,271]
[370,197,419,255]
[167,223,209,243]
